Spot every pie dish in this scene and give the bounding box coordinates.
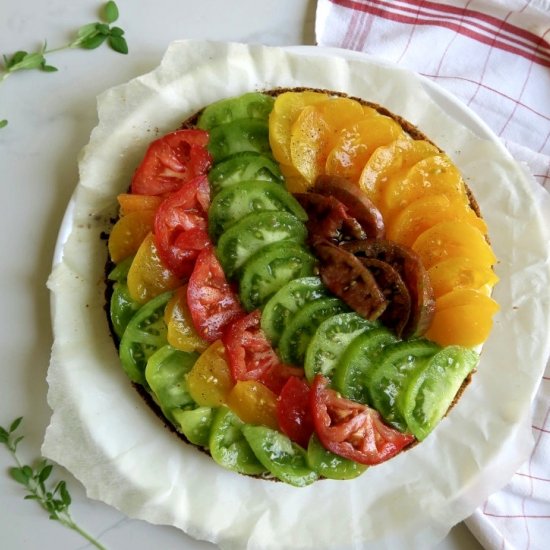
[44,41,550,549]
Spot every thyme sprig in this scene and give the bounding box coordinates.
[0,1,128,128]
[1,417,108,550]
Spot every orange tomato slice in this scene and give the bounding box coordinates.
[412,220,497,270]
[428,257,499,298]
[127,232,182,303]
[358,139,439,210]
[425,290,499,346]
[325,114,405,180]
[226,380,279,430]
[187,340,234,407]
[280,163,310,193]
[383,154,469,215]
[387,194,488,247]
[108,209,156,264]
[117,193,163,216]
[164,286,209,353]
[269,91,329,166]
[290,104,332,184]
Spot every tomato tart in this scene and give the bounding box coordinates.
[105,89,499,486]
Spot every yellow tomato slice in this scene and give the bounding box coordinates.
[325,114,406,180]
[289,97,372,185]
[269,91,329,166]
[186,340,234,407]
[127,232,181,303]
[317,96,365,146]
[108,209,156,264]
[435,288,500,311]
[386,194,488,247]
[428,257,499,298]
[280,163,310,193]
[383,154,469,215]
[289,104,331,185]
[117,193,164,216]
[358,139,439,210]
[164,286,208,353]
[412,220,497,270]
[226,380,279,430]
[425,291,499,346]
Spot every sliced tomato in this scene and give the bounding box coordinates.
[131,129,212,196]
[277,376,314,448]
[187,247,244,342]
[260,363,305,395]
[223,310,281,382]
[310,375,414,465]
[153,175,211,278]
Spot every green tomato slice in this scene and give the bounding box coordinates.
[172,406,215,447]
[144,344,199,422]
[119,291,172,386]
[197,92,274,130]
[207,153,284,195]
[241,425,318,487]
[107,256,134,282]
[278,297,348,365]
[333,328,398,404]
[306,434,367,480]
[260,277,327,345]
[209,407,267,475]
[368,339,441,431]
[110,282,141,340]
[304,312,377,383]
[208,180,307,241]
[216,210,307,278]
[400,346,479,441]
[239,240,316,311]
[208,118,271,163]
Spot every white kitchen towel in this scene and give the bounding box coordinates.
[316,1,550,549]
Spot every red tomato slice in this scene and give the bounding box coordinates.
[153,175,211,278]
[223,310,283,383]
[310,375,414,465]
[187,247,244,342]
[131,129,212,196]
[260,363,305,395]
[277,376,314,448]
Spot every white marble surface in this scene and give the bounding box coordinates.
[0,1,483,548]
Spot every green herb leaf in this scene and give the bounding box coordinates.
[59,481,72,506]
[38,464,54,483]
[80,34,108,50]
[108,35,128,55]
[9,52,46,72]
[0,426,9,441]
[41,64,58,72]
[77,22,99,39]
[5,51,28,69]
[9,417,23,433]
[9,466,30,485]
[12,435,24,449]
[104,1,119,24]
[109,26,125,37]
[96,23,111,36]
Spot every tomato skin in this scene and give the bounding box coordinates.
[227,380,279,430]
[277,376,314,448]
[260,363,305,395]
[223,310,280,382]
[131,129,212,196]
[186,340,234,407]
[187,247,244,342]
[153,175,211,278]
[310,375,414,466]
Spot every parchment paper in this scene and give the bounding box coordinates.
[43,41,550,550]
